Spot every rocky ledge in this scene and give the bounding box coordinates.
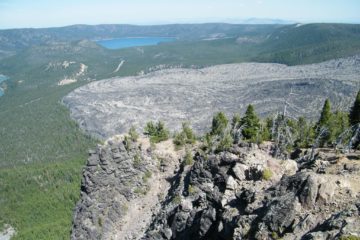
[71,136,181,240]
[72,140,360,240]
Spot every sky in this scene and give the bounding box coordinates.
[0,0,359,29]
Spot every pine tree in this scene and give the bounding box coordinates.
[182,122,196,144]
[144,121,157,136]
[348,91,360,149]
[317,99,332,128]
[231,113,242,143]
[173,122,196,148]
[241,104,260,141]
[316,99,333,146]
[349,90,360,126]
[231,114,241,130]
[295,116,315,148]
[217,131,233,152]
[144,121,169,143]
[260,117,272,141]
[331,111,349,139]
[210,112,228,136]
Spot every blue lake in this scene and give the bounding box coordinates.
[0,75,8,97]
[96,37,176,49]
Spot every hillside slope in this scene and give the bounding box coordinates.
[0,23,281,58]
[255,23,360,65]
[63,55,360,139]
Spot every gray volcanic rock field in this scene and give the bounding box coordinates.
[63,56,360,139]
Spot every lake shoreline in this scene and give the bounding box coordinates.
[95,37,176,49]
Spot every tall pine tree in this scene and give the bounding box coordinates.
[317,99,332,128]
[210,112,228,136]
[349,90,360,126]
[241,104,260,141]
[316,99,332,146]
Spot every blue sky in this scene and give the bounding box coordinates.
[0,0,359,29]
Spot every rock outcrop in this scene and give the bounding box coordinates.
[144,144,360,240]
[72,139,360,240]
[71,136,182,240]
[71,139,145,239]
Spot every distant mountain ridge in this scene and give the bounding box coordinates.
[0,23,281,59]
[1,23,360,61]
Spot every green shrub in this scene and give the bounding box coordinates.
[133,153,142,168]
[98,217,103,227]
[142,170,152,183]
[173,122,196,149]
[134,187,148,195]
[144,121,157,136]
[188,184,196,195]
[128,126,139,142]
[203,133,214,151]
[172,195,181,205]
[144,121,169,143]
[217,131,233,152]
[182,122,196,144]
[271,231,281,240]
[124,135,132,151]
[211,112,228,136]
[184,149,193,165]
[262,168,273,181]
[173,131,187,148]
[340,236,360,240]
[260,117,272,142]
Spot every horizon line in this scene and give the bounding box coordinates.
[1,20,360,31]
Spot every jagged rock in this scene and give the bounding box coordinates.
[219,207,239,239]
[280,159,298,176]
[317,181,335,204]
[74,142,360,240]
[159,145,357,239]
[233,215,257,239]
[71,140,152,240]
[171,211,189,234]
[199,207,217,237]
[237,187,256,204]
[288,214,319,238]
[180,200,193,212]
[246,165,263,181]
[221,152,239,164]
[226,176,237,190]
[263,192,299,233]
[298,174,319,209]
[303,205,360,239]
[232,163,248,180]
[162,228,172,239]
